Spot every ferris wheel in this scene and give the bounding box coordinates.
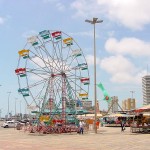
[15,30,90,122]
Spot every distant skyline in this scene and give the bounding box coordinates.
[0,0,150,116]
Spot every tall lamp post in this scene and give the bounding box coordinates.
[7,92,11,118]
[18,99,22,120]
[15,98,18,116]
[85,18,103,133]
[20,100,21,114]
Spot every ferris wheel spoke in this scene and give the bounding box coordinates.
[28,56,52,73]
[36,44,60,73]
[64,57,80,72]
[29,48,62,73]
[56,42,63,62]
[65,71,82,81]
[67,77,87,94]
[27,68,50,75]
[27,71,49,82]
[51,42,63,71]
[61,46,72,64]
[34,81,48,99]
[63,46,74,60]
[27,67,50,76]
[37,43,63,73]
[30,56,55,73]
[34,46,52,72]
[27,78,48,89]
[28,82,49,107]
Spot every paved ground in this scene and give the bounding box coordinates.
[0,125,149,150]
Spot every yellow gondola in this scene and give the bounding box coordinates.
[18,49,29,59]
[63,37,73,46]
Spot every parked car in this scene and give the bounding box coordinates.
[1,120,17,128]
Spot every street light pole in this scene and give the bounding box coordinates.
[7,92,11,118]
[85,18,103,133]
[19,100,22,120]
[20,100,21,114]
[15,98,18,116]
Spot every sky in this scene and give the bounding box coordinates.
[0,0,150,117]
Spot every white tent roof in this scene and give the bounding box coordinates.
[143,112,150,116]
[103,113,134,118]
[77,113,102,119]
[137,104,150,110]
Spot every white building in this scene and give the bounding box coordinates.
[122,98,136,110]
[142,75,150,105]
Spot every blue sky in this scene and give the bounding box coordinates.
[0,0,150,116]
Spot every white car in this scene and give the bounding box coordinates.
[1,121,17,128]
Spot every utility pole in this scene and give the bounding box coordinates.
[7,92,11,118]
[15,98,18,116]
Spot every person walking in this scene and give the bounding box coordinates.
[121,120,125,132]
[79,120,84,134]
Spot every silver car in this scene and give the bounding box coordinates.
[1,121,17,128]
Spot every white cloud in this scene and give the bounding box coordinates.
[0,17,5,25]
[105,37,150,57]
[101,55,136,74]
[43,0,65,11]
[71,0,101,18]
[85,55,144,85]
[71,0,150,30]
[56,3,65,11]
[100,55,145,84]
[98,0,150,30]
[86,54,100,66]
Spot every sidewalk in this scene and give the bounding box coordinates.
[0,126,149,150]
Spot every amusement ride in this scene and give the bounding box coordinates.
[15,30,90,133]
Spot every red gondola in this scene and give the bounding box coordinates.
[15,68,26,77]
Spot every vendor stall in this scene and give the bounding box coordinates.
[130,105,150,133]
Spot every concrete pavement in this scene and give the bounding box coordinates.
[0,126,149,150]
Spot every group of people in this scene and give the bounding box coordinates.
[78,119,127,133]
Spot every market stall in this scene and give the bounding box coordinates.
[130,105,150,133]
[103,113,134,127]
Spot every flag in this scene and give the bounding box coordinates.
[97,82,112,102]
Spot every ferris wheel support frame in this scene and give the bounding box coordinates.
[49,75,54,116]
[62,73,67,124]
